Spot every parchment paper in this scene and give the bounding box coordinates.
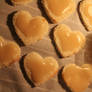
[0,0,92,92]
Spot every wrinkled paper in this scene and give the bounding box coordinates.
[0,0,92,92]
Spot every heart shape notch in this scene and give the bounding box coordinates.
[54,24,86,57]
[79,0,92,31]
[13,11,49,45]
[42,0,76,23]
[0,36,21,68]
[11,0,32,5]
[24,52,59,85]
[62,64,92,92]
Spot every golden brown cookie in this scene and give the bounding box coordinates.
[24,52,59,85]
[0,36,21,68]
[54,24,86,57]
[79,0,92,31]
[13,11,49,45]
[82,64,92,81]
[62,64,92,92]
[42,0,76,23]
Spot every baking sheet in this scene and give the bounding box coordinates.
[0,0,92,92]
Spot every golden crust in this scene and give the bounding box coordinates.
[13,10,49,46]
[79,0,92,31]
[42,0,76,23]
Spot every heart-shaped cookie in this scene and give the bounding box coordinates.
[82,64,92,81]
[24,52,59,85]
[62,64,92,92]
[13,11,49,45]
[0,36,21,68]
[79,0,92,31]
[42,0,76,23]
[11,0,32,5]
[54,24,86,57]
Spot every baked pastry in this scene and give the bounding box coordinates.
[11,0,32,5]
[24,52,59,85]
[79,0,92,31]
[62,64,92,92]
[54,24,86,57]
[42,0,76,23]
[13,10,49,45]
[0,36,21,68]
[82,64,92,81]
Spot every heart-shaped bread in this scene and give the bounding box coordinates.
[11,0,32,5]
[62,64,92,92]
[79,0,92,31]
[54,24,86,57]
[24,52,59,85]
[42,0,76,23]
[0,36,21,68]
[13,11,49,45]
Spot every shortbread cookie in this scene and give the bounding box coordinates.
[24,52,59,85]
[13,11,49,45]
[0,36,21,68]
[11,0,32,5]
[79,0,92,31]
[42,0,76,23]
[54,24,86,57]
[82,64,92,81]
[62,64,92,92]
